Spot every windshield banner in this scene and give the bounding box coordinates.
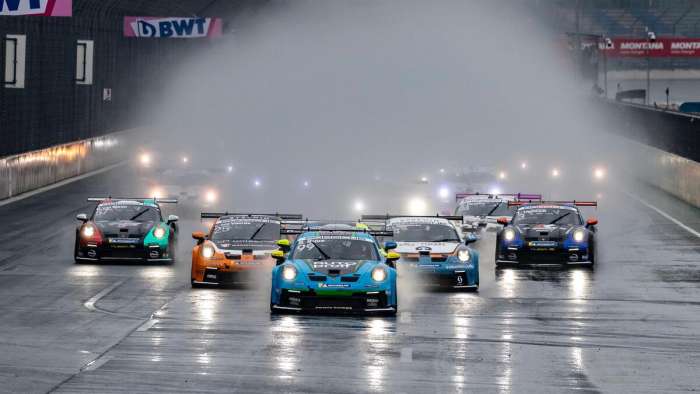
[601,37,700,57]
[0,0,72,16]
[124,16,223,38]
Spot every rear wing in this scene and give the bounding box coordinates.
[361,214,463,222]
[87,197,178,204]
[455,193,542,203]
[200,213,303,220]
[507,200,598,208]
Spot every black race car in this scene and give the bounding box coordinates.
[74,197,178,263]
[495,201,598,267]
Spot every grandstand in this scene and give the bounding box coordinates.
[545,1,700,37]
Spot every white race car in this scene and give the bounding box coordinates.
[455,193,541,233]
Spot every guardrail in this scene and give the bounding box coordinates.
[0,130,135,201]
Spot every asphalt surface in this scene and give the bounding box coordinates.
[1,165,699,393]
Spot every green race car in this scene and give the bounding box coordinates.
[74,197,179,263]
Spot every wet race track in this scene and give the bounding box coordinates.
[1,165,699,394]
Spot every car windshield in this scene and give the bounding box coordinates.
[512,208,582,225]
[391,223,460,242]
[93,204,160,222]
[291,238,379,261]
[456,200,515,216]
[211,220,281,241]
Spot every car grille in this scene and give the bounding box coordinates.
[279,290,388,312]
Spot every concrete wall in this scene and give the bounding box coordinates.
[0,130,134,200]
[602,100,700,207]
[621,137,700,207]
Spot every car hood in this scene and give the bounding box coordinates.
[212,239,277,252]
[294,259,374,276]
[515,224,575,240]
[95,220,155,237]
[395,242,460,254]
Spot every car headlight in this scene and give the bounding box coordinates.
[282,265,297,281]
[153,226,166,239]
[457,249,471,262]
[504,228,515,241]
[201,243,216,258]
[371,267,387,282]
[82,225,95,238]
[573,229,585,242]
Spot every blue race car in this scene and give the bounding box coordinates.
[495,201,598,267]
[270,224,398,315]
[363,215,479,290]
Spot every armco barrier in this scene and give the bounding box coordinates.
[0,130,135,200]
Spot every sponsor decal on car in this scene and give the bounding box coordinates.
[318,283,350,288]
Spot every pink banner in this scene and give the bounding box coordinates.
[124,16,223,39]
[601,37,700,58]
[0,0,72,16]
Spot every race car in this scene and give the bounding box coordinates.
[363,215,479,290]
[495,201,598,267]
[74,197,179,263]
[191,213,302,287]
[270,224,398,315]
[455,193,542,233]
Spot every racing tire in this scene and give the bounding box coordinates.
[73,238,83,264]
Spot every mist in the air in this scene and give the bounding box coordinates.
[147,0,618,218]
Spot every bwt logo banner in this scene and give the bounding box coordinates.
[124,16,223,38]
[0,0,72,16]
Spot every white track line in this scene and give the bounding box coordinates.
[0,161,126,208]
[84,280,126,313]
[626,192,700,238]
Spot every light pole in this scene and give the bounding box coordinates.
[646,31,656,106]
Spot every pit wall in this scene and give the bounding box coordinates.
[0,130,135,200]
[601,100,700,207]
[619,137,700,207]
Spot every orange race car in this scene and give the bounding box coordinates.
[191,213,302,287]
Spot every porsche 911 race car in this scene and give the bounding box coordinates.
[74,198,179,263]
[270,224,398,315]
[191,213,302,287]
[455,193,542,233]
[495,201,598,267]
[363,215,479,290]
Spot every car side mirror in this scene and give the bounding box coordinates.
[167,215,179,223]
[192,231,206,242]
[271,250,286,265]
[464,233,478,245]
[276,239,291,253]
[496,217,509,225]
[586,217,598,227]
[76,213,88,222]
[384,241,397,252]
[386,252,400,263]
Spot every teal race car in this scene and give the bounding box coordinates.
[270,224,399,315]
[74,197,179,263]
